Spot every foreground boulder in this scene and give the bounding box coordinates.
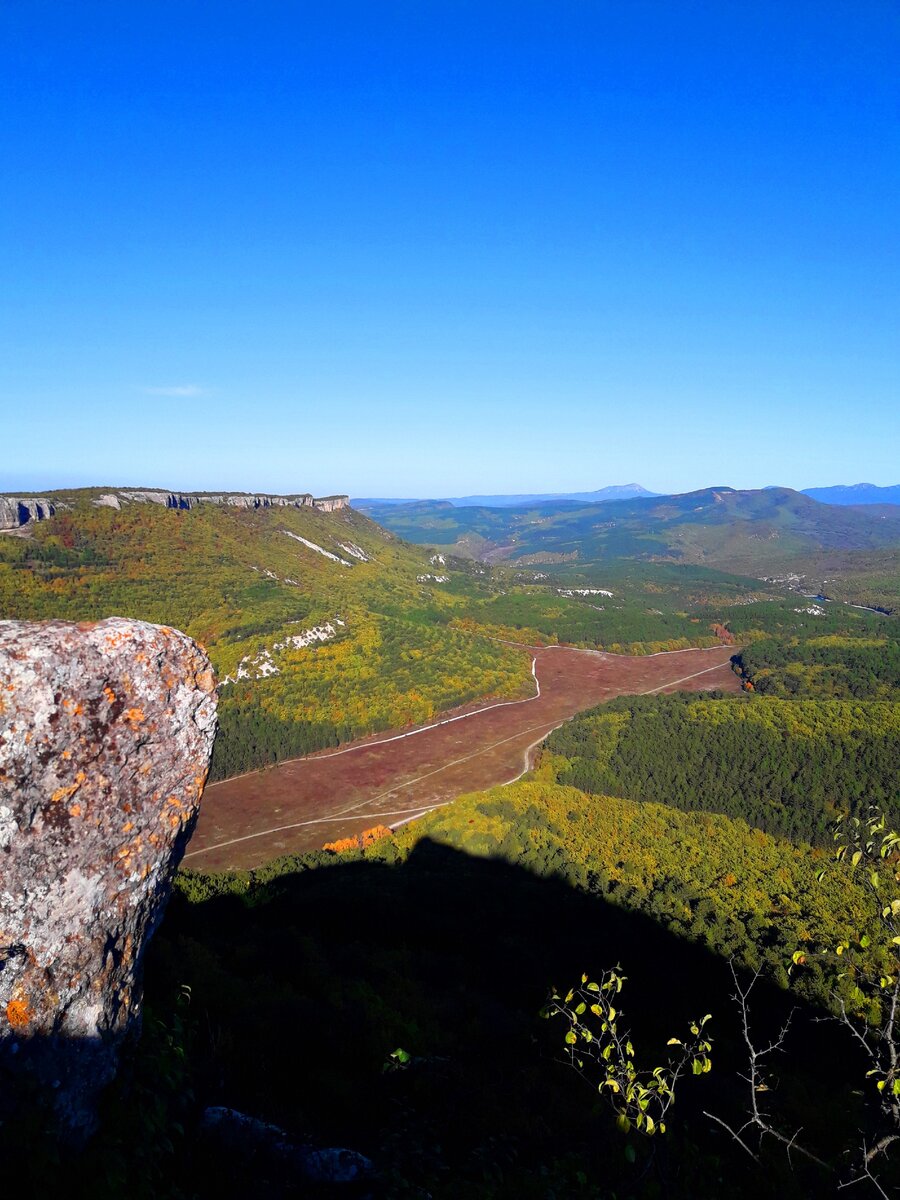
[0,617,217,1143]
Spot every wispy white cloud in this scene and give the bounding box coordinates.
[140,384,209,397]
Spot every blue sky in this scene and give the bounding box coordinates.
[2,2,898,497]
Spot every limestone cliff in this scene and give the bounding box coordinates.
[0,496,56,529]
[0,490,350,529]
[117,490,350,512]
[0,617,217,1143]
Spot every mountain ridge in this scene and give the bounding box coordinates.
[354,483,657,508]
[802,483,900,506]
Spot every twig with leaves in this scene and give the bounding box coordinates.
[542,966,712,1137]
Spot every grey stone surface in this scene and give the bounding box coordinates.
[0,617,217,1142]
[0,497,56,529]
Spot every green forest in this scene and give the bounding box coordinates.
[735,633,900,699]
[542,692,900,844]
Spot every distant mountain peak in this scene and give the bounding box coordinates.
[802,483,900,507]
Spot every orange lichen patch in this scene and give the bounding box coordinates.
[165,796,182,808]
[62,698,84,716]
[50,771,86,803]
[195,668,216,695]
[69,804,82,817]
[103,686,117,704]
[122,821,134,833]
[6,995,33,1030]
[186,773,208,798]
[123,707,145,726]
[61,749,72,760]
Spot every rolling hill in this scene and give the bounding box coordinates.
[359,486,900,581]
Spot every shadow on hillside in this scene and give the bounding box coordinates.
[3,839,879,1198]
[146,837,873,1198]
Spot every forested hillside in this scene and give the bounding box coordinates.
[361,486,900,601]
[735,633,900,698]
[542,692,900,843]
[0,493,532,778]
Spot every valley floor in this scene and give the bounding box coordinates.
[186,643,740,870]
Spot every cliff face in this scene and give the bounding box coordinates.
[0,618,217,1143]
[118,490,350,512]
[0,490,350,529]
[0,497,56,529]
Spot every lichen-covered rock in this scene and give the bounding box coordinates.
[0,618,217,1143]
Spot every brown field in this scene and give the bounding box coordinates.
[185,644,741,871]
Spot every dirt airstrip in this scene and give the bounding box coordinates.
[186,644,741,871]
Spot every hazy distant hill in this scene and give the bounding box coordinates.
[354,483,657,508]
[362,486,900,575]
[802,483,900,506]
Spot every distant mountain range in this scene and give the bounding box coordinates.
[353,484,658,508]
[358,486,900,575]
[357,482,900,510]
[801,483,900,506]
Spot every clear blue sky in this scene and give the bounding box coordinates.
[2,1,898,497]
